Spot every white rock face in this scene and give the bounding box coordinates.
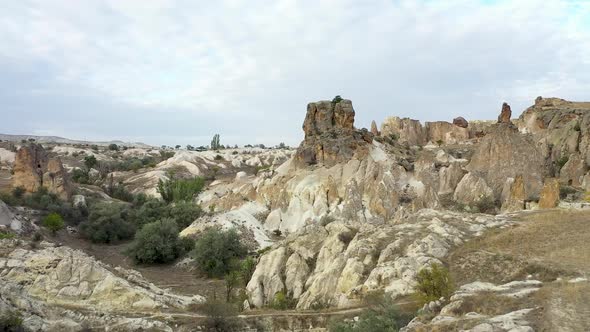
[454,173,494,206]
[246,210,515,309]
[0,147,16,164]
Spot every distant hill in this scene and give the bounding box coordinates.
[0,133,153,148]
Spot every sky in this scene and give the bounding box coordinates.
[0,0,589,147]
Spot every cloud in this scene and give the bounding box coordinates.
[0,0,588,146]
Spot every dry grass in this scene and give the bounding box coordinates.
[534,281,590,332]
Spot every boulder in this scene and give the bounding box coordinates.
[501,175,526,212]
[381,117,426,146]
[439,162,467,195]
[453,117,469,128]
[294,100,373,167]
[498,102,512,124]
[539,178,560,209]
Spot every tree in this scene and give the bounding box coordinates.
[126,219,191,264]
[108,143,119,151]
[211,134,221,150]
[175,145,181,150]
[240,256,257,285]
[79,202,135,243]
[186,144,194,151]
[193,228,247,277]
[11,186,25,199]
[42,213,64,235]
[201,299,243,332]
[169,201,203,228]
[225,270,241,302]
[329,292,402,332]
[415,263,454,305]
[332,95,343,105]
[84,155,97,170]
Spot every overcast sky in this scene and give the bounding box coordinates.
[1,0,589,147]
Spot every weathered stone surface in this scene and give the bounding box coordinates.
[370,120,380,136]
[539,178,560,209]
[381,117,426,146]
[453,173,494,206]
[12,144,72,200]
[425,121,470,145]
[438,162,467,195]
[467,124,546,200]
[559,153,585,187]
[294,100,373,167]
[498,102,512,123]
[501,175,526,212]
[12,144,48,193]
[453,117,469,128]
[246,210,516,310]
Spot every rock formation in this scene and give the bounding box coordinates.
[0,239,204,331]
[466,124,546,200]
[498,102,512,123]
[12,144,72,200]
[539,178,560,208]
[294,100,373,167]
[425,121,470,145]
[501,175,526,212]
[381,117,426,146]
[452,116,468,128]
[370,120,380,136]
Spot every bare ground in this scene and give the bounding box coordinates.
[446,209,590,331]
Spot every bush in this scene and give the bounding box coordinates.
[42,212,64,235]
[126,218,190,264]
[329,292,402,332]
[169,201,203,229]
[201,299,243,332]
[214,154,224,161]
[71,168,90,184]
[0,309,24,332]
[79,202,135,243]
[193,228,247,277]
[11,186,25,199]
[475,196,497,214]
[157,177,205,203]
[270,291,297,310]
[0,231,15,240]
[331,95,343,105]
[415,263,454,305]
[240,256,257,285]
[108,143,119,151]
[84,155,97,170]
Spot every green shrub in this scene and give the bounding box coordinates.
[84,155,97,170]
[201,299,243,332]
[130,198,169,225]
[79,202,135,243]
[270,291,297,310]
[0,231,15,240]
[126,219,190,264]
[193,228,247,277]
[169,201,202,228]
[329,292,403,332]
[157,177,205,203]
[331,95,343,105]
[475,196,497,214]
[72,168,90,184]
[108,143,119,151]
[240,256,257,285]
[556,155,569,170]
[11,186,25,199]
[42,212,64,235]
[415,263,454,305]
[0,309,24,332]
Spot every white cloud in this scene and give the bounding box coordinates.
[0,0,589,145]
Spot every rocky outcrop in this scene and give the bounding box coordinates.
[12,144,72,200]
[453,117,468,128]
[453,173,494,207]
[498,102,512,123]
[466,124,546,200]
[425,121,470,145]
[539,178,560,208]
[246,210,515,309]
[294,100,373,167]
[370,120,380,136]
[501,175,526,212]
[559,153,585,187]
[518,97,590,168]
[381,117,426,146]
